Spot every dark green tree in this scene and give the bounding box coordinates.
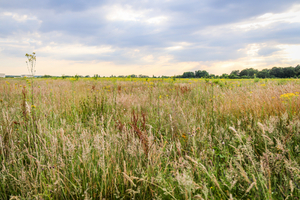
[195,70,209,78]
[230,70,240,76]
[239,68,258,78]
[182,72,195,78]
[282,67,295,78]
[295,65,300,76]
[270,67,284,78]
[220,73,229,79]
[257,69,270,78]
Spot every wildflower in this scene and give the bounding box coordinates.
[159,95,162,99]
[280,92,299,102]
[31,105,36,108]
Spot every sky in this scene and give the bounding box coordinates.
[1,0,300,76]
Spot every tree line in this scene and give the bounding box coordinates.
[176,65,300,79]
[7,64,300,79]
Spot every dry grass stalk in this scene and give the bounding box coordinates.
[130,110,149,157]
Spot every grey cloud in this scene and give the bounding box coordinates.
[258,46,281,56]
[1,0,300,67]
[0,0,106,12]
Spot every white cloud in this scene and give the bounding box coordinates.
[165,46,183,50]
[1,12,41,22]
[105,5,167,24]
[277,44,300,61]
[142,54,154,62]
[146,16,168,24]
[165,42,193,51]
[235,4,300,31]
[194,4,300,36]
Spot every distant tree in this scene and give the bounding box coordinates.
[239,69,248,77]
[239,68,258,78]
[93,74,99,80]
[220,73,229,79]
[240,75,249,79]
[295,65,300,76]
[85,75,90,78]
[230,70,240,76]
[270,67,284,78]
[282,67,295,78]
[42,75,51,78]
[195,70,209,78]
[228,74,239,79]
[257,69,270,78]
[209,74,216,78]
[182,71,195,78]
[139,74,150,78]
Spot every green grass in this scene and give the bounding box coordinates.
[1,77,300,199]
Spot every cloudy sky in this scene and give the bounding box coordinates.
[1,0,300,76]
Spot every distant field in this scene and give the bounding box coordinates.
[1,77,300,199]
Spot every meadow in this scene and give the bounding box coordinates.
[1,77,300,199]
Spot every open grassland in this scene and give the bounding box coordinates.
[1,77,300,199]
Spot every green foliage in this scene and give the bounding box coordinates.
[195,70,209,78]
[254,78,260,83]
[182,71,195,78]
[74,74,80,80]
[178,65,300,79]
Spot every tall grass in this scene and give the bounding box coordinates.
[1,78,300,199]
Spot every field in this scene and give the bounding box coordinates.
[1,77,300,199]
